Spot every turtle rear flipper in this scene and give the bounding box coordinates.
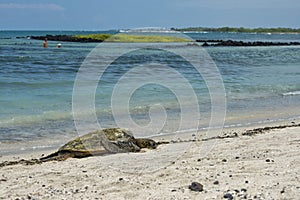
[0,159,42,167]
[39,151,73,162]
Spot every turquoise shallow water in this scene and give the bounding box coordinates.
[0,31,300,142]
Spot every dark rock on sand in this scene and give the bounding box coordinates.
[241,188,247,192]
[242,123,300,136]
[213,180,219,185]
[188,182,204,192]
[223,193,234,199]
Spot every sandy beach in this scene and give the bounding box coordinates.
[1,1,300,199]
[1,120,299,200]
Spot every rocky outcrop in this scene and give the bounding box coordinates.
[30,35,103,43]
[196,39,300,47]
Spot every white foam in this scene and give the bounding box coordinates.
[282,91,300,96]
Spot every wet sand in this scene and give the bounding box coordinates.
[0,120,300,199]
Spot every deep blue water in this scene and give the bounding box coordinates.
[1,30,300,142]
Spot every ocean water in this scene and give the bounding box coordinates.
[1,30,300,145]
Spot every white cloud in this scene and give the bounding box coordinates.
[0,3,65,11]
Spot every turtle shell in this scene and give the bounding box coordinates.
[58,128,141,157]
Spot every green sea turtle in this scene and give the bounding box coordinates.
[0,128,159,167]
[40,128,158,161]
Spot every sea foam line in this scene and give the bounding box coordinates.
[282,91,300,96]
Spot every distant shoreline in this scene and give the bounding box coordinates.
[172,27,300,34]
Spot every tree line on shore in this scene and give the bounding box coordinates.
[172,27,300,33]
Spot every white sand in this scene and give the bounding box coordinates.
[0,123,299,199]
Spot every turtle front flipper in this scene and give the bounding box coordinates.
[102,139,141,153]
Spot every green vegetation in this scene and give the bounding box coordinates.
[172,27,300,33]
[74,34,191,42]
[75,34,111,41]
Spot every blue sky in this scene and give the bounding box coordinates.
[0,0,299,30]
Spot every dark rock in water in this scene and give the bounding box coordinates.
[196,39,300,47]
[188,182,204,192]
[202,42,209,47]
[30,34,104,43]
[223,193,234,199]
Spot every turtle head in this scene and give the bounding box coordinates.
[135,138,157,149]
